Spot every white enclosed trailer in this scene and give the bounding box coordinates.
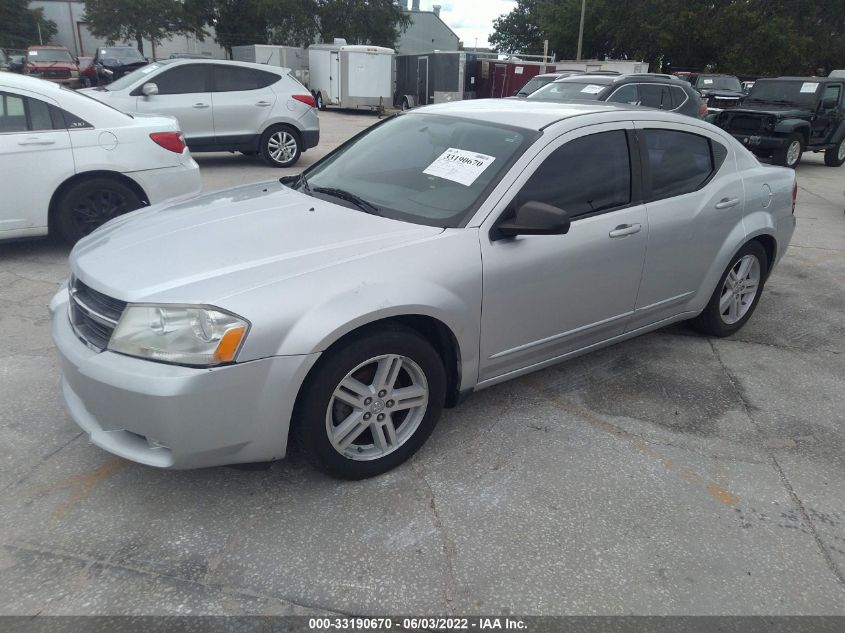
[231,45,309,85]
[308,44,394,112]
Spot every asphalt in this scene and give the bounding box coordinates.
[0,111,844,616]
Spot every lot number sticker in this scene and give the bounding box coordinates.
[800,82,819,93]
[424,148,496,186]
[581,84,604,94]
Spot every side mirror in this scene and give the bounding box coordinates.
[494,201,571,240]
[141,82,159,97]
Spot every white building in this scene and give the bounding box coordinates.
[29,0,226,59]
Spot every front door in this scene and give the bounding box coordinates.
[811,83,843,143]
[134,64,214,146]
[479,123,648,382]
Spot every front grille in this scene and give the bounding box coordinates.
[710,96,740,109]
[68,276,126,351]
[43,69,71,79]
[726,114,765,134]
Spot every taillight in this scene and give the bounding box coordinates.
[698,101,708,118]
[292,94,316,108]
[150,131,186,154]
[791,179,798,214]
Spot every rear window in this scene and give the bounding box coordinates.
[527,81,608,101]
[213,65,279,92]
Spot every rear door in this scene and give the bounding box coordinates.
[0,90,73,237]
[628,123,742,329]
[210,65,279,144]
[133,63,214,146]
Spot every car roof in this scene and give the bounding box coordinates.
[554,74,617,85]
[149,58,288,73]
[412,98,640,131]
[759,76,841,82]
[28,45,68,50]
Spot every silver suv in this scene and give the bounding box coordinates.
[82,59,319,167]
[51,100,795,479]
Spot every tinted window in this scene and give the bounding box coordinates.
[213,65,278,92]
[670,86,688,108]
[643,129,713,200]
[639,84,673,110]
[822,84,841,107]
[516,130,631,218]
[28,98,53,131]
[607,84,639,105]
[0,93,27,133]
[152,65,210,95]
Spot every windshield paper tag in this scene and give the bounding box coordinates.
[423,148,496,186]
[800,82,819,93]
[703,79,713,84]
[581,84,604,94]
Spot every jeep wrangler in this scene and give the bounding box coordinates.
[714,77,845,168]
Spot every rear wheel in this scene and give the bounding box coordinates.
[55,177,143,244]
[773,133,804,168]
[260,125,301,168]
[293,326,446,479]
[824,137,845,167]
[692,241,768,337]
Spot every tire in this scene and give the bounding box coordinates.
[401,96,411,111]
[55,177,144,244]
[772,132,804,168]
[293,326,446,479]
[824,137,845,167]
[80,76,91,88]
[692,241,769,337]
[259,125,301,168]
[316,91,326,111]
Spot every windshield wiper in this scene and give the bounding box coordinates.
[312,187,381,216]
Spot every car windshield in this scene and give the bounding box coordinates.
[301,113,536,228]
[28,49,72,62]
[99,47,144,61]
[103,63,161,90]
[697,76,741,91]
[527,81,607,101]
[517,76,555,96]
[745,80,821,106]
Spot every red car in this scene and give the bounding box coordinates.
[24,45,81,88]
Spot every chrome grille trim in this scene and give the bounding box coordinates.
[68,276,127,351]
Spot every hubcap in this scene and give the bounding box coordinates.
[838,139,845,161]
[719,254,761,325]
[72,189,128,235]
[786,140,801,166]
[267,131,297,164]
[326,354,429,461]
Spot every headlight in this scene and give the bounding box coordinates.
[108,304,249,367]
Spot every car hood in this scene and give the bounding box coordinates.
[700,89,744,98]
[726,104,813,118]
[70,181,444,305]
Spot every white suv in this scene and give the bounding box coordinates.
[82,59,320,167]
[0,73,201,243]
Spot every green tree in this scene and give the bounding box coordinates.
[489,0,545,54]
[83,0,203,57]
[0,0,57,49]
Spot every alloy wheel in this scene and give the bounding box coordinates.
[267,131,298,164]
[326,354,429,461]
[786,140,801,166]
[838,139,845,162]
[72,189,128,235]
[719,254,761,325]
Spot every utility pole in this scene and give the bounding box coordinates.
[576,0,586,60]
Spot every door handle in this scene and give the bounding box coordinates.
[192,103,210,109]
[715,197,741,209]
[255,101,272,107]
[18,138,56,146]
[609,223,642,238]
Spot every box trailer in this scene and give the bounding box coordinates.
[553,59,649,74]
[476,59,558,98]
[394,51,479,109]
[308,44,394,112]
[230,44,309,85]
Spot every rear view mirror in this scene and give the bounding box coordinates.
[494,201,571,239]
[141,82,159,97]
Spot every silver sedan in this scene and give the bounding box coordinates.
[50,100,796,479]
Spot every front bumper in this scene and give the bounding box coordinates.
[50,288,320,469]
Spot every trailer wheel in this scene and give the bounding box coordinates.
[316,91,326,111]
[401,96,411,111]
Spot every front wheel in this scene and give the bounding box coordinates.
[824,137,845,167]
[773,133,804,168]
[293,326,446,479]
[260,126,301,168]
[692,241,768,337]
[55,177,143,244]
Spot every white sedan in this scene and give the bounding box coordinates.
[0,73,201,243]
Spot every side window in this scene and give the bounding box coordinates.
[28,97,54,131]
[822,84,841,108]
[607,84,639,105]
[516,130,631,218]
[670,86,688,109]
[151,65,210,95]
[0,93,27,133]
[213,65,278,92]
[639,84,672,110]
[643,129,714,200]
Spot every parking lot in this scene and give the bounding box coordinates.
[1,109,844,616]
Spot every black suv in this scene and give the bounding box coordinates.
[689,73,744,113]
[527,73,707,118]
[714,77,845,168]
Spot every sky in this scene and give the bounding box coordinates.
[414,0,517,49]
